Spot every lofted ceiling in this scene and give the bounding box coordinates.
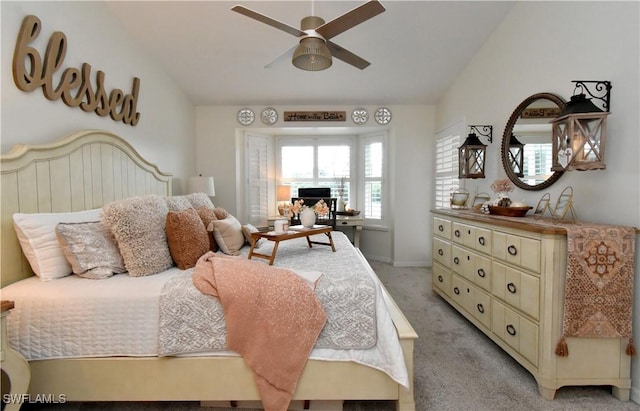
[105,1,514,106]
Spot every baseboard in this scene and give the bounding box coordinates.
[391,261,429,268]
[362,254,392,264]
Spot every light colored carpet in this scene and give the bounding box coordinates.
[18,261,640,411]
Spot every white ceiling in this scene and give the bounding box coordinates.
[105,1,515,106]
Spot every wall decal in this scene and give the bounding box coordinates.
[12,15,141,126]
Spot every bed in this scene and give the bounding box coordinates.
[0,129,417,410]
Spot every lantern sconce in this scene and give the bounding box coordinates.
[508,133,525,178]
[551,80,611,171]
[458,125,493,179]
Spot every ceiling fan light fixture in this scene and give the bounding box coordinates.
[292,37,332,71]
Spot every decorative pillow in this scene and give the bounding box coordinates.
[166,195,193,212]
[187,193,214,210]
[55,221,126,279]
[165,208,209,270]
[213,207,229,220]
[102,195,173,277]
[197,207,219,252]
[13,208,102,280]
[242,224,263,249]
[211,215,245,256]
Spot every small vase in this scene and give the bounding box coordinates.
[300,207,316,228]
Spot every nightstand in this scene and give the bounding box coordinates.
[1,300,30,411]
[336,215,364,248]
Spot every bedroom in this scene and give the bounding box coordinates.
[1,0,639,409]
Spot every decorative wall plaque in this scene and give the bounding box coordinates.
[12,15,141,126]
[284,111,346,122]
[521,107,561,119]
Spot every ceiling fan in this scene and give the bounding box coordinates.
[231,1,385,71]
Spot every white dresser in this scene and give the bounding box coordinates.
[431,209,631,400]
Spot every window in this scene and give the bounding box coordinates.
[435,123,463,209]
[278,137,354,206]
[522,143,553,185]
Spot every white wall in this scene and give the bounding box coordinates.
[436,1,640,400]
[195,104,435,265]
[1,1,196,192]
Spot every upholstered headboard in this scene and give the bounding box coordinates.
[0,130,172,287]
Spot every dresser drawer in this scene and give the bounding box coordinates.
[492,231,541,273]
[433,217,451,239]
[492,261,540,321]
[433,237,451,268]
[491,299,539,366]
[468,285,491,330]
[432,263,452,297]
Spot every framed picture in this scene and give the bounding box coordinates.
[551,186,577,223]
[450,188,469,209]
[533,193,551,220]
[471,192,491,211]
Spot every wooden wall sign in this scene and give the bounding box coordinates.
[521,107,561,119]
[12,15,141,126]
[284,111,346,122]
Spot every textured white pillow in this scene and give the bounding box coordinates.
[55,221,127,279]
[165,195,193,211]
[102,195,173,277]
[13,208,102,280]
[186,192,214,210]
[211,215,245,256]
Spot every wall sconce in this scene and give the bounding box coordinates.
[508,134,525,178]
[551,80,611,171]
[276,184,292,215]
[187,175,216,197]
[458,125,493,179]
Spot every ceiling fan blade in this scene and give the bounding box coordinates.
[316,0,385,40]
[264,45,297,69]
[231,5,305,37]
[326,41,370,70]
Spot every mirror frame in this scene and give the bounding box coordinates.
[501,92,567,191]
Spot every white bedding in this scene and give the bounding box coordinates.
[1,232,409,388]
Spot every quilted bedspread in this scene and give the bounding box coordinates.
[159,230,377,355]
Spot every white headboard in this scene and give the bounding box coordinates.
[1,130,172,287]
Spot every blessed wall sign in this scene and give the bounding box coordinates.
[12,15,141,126]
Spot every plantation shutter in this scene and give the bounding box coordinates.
[245,133,272,227]
[435,123,462,209]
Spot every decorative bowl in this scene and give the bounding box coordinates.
[488,205,533,217]
[337,210,361,216]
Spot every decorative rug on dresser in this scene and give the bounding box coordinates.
[555,224,637,356]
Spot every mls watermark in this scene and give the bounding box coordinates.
[2,393,66,404]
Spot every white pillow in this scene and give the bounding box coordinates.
[13,209,102,280]
[211,215,245,256]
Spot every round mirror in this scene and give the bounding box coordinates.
[501,92,566,191]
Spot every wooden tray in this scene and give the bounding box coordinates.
[337,211,361,216]
[488,205,533,217]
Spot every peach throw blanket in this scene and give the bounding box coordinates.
[192,252,327,411]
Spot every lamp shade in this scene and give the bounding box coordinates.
[276,185,292,201]
[292,16,332,71]
[187,176,215,196]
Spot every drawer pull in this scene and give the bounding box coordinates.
[453,257,460,265]
[506,324,517,336]
[467,229,471,235]
[507,245,518,256]
[478,236,486,246]
[453,287,460,295]
[438,249,444,256]
[341,221,348,225]
[454,229,461,238]
[438,224,444,232]
[437,275,443,283]
[477,268,486,278]
[476,303,485,314]
[507,282,517,294]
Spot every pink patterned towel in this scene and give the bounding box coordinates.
[192,252,327,411]
[555,225,636,357]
